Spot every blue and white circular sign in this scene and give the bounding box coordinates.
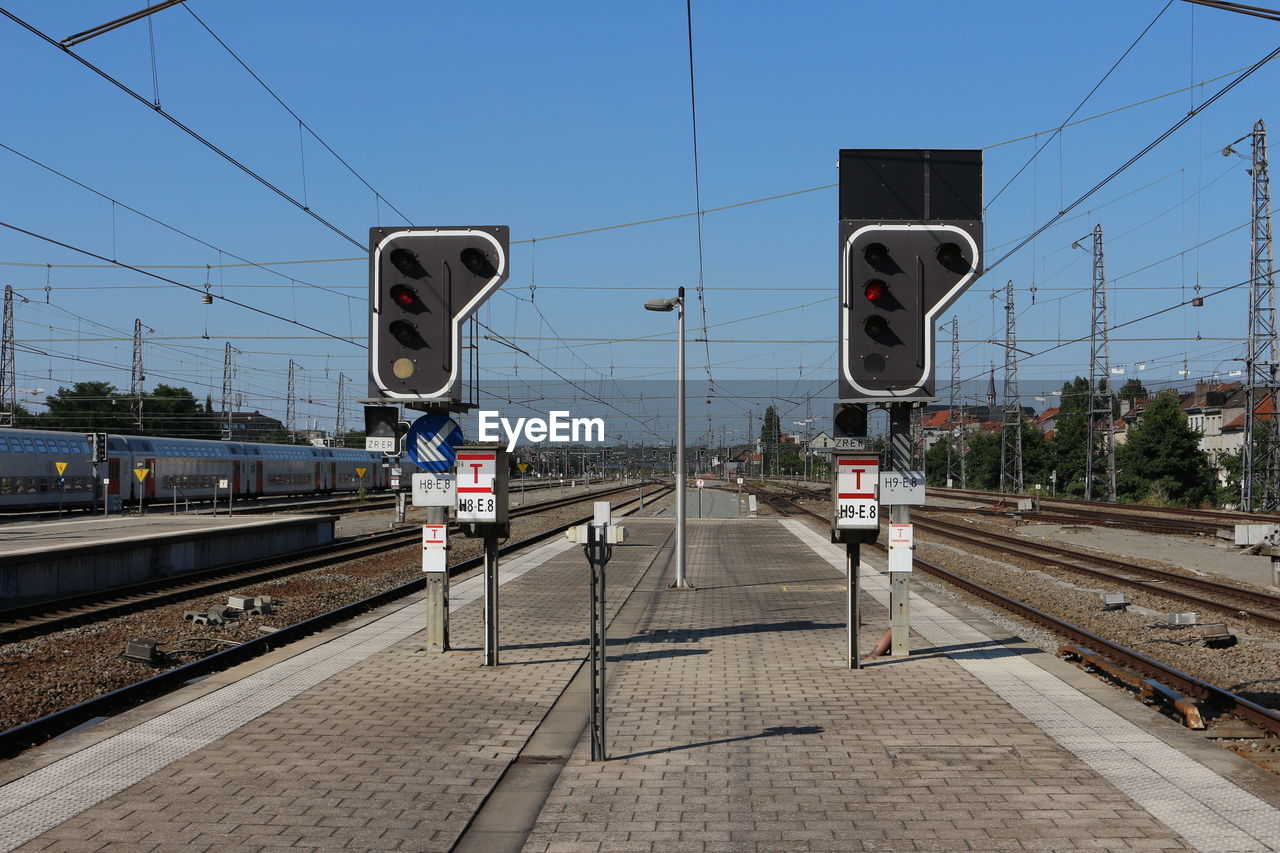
[407,413,464,473]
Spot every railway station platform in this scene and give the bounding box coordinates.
[0,515,336,609]
[2,516,1280,851]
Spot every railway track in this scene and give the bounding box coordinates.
[929,485,1280,533]
[757,485,1280,739]
[911,509,1280,629]
[0,482,660,644]
[0,484,673,757]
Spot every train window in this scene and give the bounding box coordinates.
[140,441,152,451]
[108,439,124,450]
[23,439,35,452]
[0,437,8,452]
[35,440,47,452]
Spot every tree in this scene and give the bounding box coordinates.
[1051,377,1091,497]
[1118,377,1148,406]
[145,385,219,439]
[39,381,136,432]
[1115,390,1215,506]
[759,405,781,474]
[963,430,1001,489]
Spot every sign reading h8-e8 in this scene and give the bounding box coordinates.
[834,455,879,529]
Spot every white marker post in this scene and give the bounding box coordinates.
[414,472,456,651]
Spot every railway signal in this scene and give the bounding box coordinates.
[368,226,509,406]
[838,149,983,401]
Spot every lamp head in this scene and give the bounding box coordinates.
[644,298,676,312]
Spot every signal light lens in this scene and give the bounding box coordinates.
[389,248,421,277]
[390,284,417,309]
[936,242,964,268]
[864,315,889,339]
[389,320,418,347]
[863,280,888,304]
[392,358,415,379]
[460,247,497,278]
[864,242,889,267]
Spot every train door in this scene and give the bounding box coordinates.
[232,461,241,495]
[255,461,263,494]
[144,457,157,500]
[108,458,121,496]
[314,461,322,491]
[330,462,337,492]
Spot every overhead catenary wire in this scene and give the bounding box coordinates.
[0,6,365,252]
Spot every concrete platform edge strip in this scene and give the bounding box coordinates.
[781,518,1280,853]
[0,535,577,853]
[449,524,677,853]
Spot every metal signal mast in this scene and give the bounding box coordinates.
[336,372,348,446]
[1,285,15,427]
[131,318,145,431]
[1082,225,1117,503]
[1244,119,1279,512]
[221,343,234,441]
[946,315,964,488]
[286,359,298,434]
[1000,281,1024,494]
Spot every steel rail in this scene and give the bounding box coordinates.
[911,512,1280,626]
[0,482,656,642]
[759,486,1280,735]
[0,485,672,758]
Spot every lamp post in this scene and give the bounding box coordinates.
[644,287,691,589]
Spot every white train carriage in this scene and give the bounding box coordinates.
[0,427,389,510]
[0,429,97,509]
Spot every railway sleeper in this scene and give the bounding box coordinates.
[1057,644,1205,729]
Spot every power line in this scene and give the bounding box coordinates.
[0,6,365,251]
[0,219,362,347]
[986,42,1280,276]
[181,5,416,225]
[986,1,1174,210]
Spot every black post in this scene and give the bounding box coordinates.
[585,523,612,760]
[484,534,499,666]
[847,542,861,669]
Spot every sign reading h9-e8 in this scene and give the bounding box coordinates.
[833,452,879,530]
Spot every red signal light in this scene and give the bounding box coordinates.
[390,284,417,309]
[864,280,888,304]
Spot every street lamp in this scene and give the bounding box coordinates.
[644,287,691,589]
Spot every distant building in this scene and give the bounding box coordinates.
[228,411,285,441]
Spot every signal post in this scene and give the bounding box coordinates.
[837,149,984,657]
[363,225,510,654]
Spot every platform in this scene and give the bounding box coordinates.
[0,515,336,609]
[1,517,1279,851]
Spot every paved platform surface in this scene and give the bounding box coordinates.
[2,517,1280,851]
[0,514,327,558]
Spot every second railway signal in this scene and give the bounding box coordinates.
[368,226,509,406]
[838,149,983,402]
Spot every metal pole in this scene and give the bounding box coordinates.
[847,542,861,669]
[425,506,450,652]
[484,534,499,666]
[888,404,911,656]
[674,286,690,588]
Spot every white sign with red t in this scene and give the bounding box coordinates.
[422,523,448,573]
[455,450,499,522]
[834,456,879,530]
[887,523,913,573]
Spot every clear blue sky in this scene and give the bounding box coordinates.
[2,0,1278,440]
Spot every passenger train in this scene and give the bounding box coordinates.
[0,427,389,511]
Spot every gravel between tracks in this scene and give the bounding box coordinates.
[0,491,674,732]
[783,493,1280,714]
